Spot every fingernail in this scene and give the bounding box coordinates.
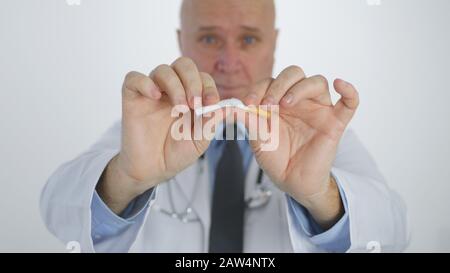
[282,93,293,105]
[151,90,161,99]
[262,96,275,106]
[339,78,350,86]
[204,93,216,104]
[245,93,257,104]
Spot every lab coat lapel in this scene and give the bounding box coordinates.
[174,157,211,231]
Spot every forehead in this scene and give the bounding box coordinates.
[181,0,275,32]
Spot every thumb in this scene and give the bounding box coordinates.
[333,78,359,125]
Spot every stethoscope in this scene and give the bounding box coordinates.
[153,154,273,223]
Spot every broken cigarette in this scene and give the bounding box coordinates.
[194,98,271,118]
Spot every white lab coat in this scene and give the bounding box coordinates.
[40,121,408,253]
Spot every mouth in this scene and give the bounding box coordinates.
[216,85,244,100]
[216,84,247,91]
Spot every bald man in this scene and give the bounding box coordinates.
[41,0,408,253]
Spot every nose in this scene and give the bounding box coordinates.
[215,43,243,74]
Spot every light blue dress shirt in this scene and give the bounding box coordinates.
[91,126,351,252]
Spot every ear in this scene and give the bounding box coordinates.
[177,29,182,52]
[273,28,279,51]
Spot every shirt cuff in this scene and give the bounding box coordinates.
[90,188,155,243]
[286,173,351,252]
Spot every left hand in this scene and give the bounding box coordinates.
[244,66,359,225]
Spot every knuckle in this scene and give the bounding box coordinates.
[312,74,329,89]
[165,75,181,89]
[153,64,171,75]
[137,76,148,88]
[200,72,216,90]
[185,79,202,94]
[152,65,176,84]
[173,56,196,70]
[186,71,203,85]
[253,78,274,98]
[124,71,139,82]
[269,80,283,93]
[286,65,305,77]
[199,71,212,81]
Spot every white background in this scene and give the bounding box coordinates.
[0,0,449,252]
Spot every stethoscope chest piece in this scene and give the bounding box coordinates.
[153,204,199,223]
[246,185,272,209]
[155,161,273,223]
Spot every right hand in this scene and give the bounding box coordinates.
[98,57,220,213]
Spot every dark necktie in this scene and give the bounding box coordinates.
[208,125,245,253]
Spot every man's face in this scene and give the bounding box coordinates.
[178,0,278,100]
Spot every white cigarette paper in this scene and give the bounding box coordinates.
[194,98,270,118]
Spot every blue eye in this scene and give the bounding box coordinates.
[202,35,216,44]
[243,36,256,45]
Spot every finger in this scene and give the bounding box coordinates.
[199,72,220,106]
[171,57,203,108]
[280,75,332,108]
[122,71,162,100]
[150,64,188,106]
[243,78,274,106]
[262,65,305,105]
[333,78,359,125]
[192,73,221,142]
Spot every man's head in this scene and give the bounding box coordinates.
[178,0,278,100]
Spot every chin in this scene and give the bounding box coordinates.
[217,86,247,101]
